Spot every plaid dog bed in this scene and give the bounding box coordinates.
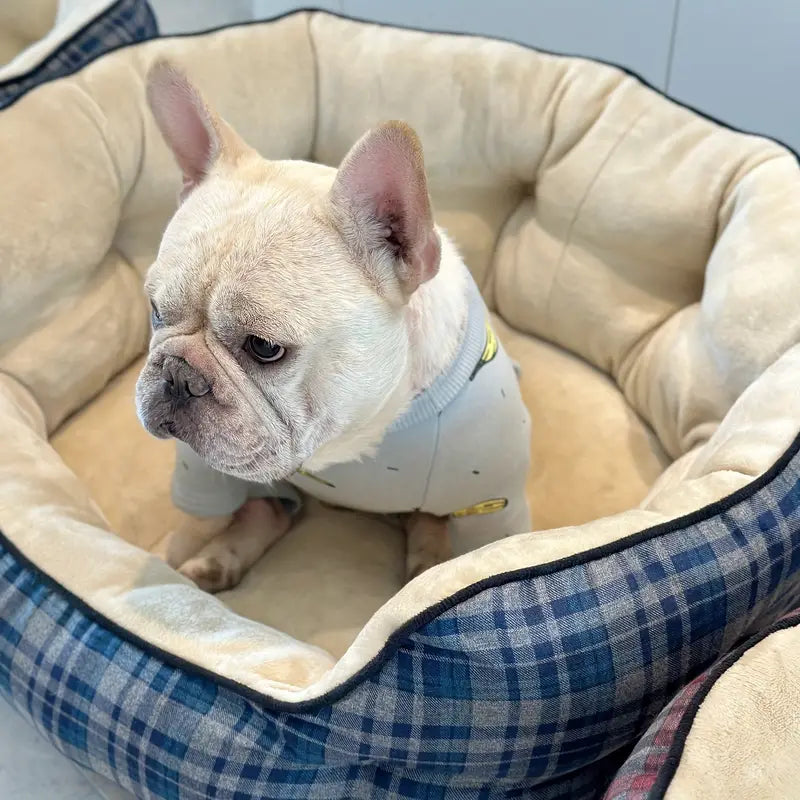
[3,434,800,799]
[0,0,157,110]
[604,605,800,800]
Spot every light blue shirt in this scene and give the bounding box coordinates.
[172,277,531,555]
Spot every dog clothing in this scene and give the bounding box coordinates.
[171,277,531,555]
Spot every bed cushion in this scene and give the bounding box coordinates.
[1,10,800,799]
[0,0,57,65]
[4,439,800,798]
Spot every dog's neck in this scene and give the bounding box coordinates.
[304,232,470,471]
[405,232,470,395]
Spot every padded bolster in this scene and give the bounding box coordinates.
[311,13,561,292]
[310,16,800,459]
[0,0,57,63]
[0,13,317,431]
[0,364,338,691]
[663,613,800,799]
[0,252,149,430]
[492,95,800,458]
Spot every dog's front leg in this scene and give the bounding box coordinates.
[405,512,452,582]
[164,511,233,569]
[176,498,292,593]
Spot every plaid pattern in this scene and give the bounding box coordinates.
[1,433,800,798]
[0,0,157,110]
[2,438,800,799]
[604,605,800,799]
[0,6,797,796]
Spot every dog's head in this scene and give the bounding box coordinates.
[135,62,441,482]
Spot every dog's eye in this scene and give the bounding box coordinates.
[150,302,163,328]
[244,336,285,363]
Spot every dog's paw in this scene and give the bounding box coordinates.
[177,498,292,593]
[163,512,233,569]
[178,554,242,593]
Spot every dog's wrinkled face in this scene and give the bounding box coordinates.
[135,62,441,483]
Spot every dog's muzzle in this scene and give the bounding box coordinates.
[161,355,210,403]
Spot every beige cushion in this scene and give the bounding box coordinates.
[0,12,798,700]
[0,0,57,65]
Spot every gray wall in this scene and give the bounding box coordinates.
[668,1,800,150]
[152,1,800,153]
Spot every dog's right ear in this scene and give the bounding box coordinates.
[146,61,248,202]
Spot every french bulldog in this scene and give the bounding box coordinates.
[135,61,531,593]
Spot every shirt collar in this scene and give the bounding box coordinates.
[389,277,488,432]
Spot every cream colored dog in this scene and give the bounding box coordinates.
[136,62,530,592]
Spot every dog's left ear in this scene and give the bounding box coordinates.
[330,121,441,298]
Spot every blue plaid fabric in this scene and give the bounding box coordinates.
[2,435,800,798]
[0,0,157,110]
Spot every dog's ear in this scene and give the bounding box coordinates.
[330,121,441,298]
[146,60,248,202]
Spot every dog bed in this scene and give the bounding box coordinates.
[2,9,800,799]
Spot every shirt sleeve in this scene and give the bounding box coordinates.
[171,440,305,518]
[171,439,249,518]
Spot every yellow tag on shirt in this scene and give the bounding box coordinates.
[451,497,508,518]
[470,321,499,380]
[295,468,336,488]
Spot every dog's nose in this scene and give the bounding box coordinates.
[162,356,210,402]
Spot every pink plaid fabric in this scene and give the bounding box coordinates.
[603,672,705,799]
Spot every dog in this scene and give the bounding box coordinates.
[135,62,531,593]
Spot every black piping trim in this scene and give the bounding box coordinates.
[0,6,799,713]
[0,0,158,102]
[649,610,800,798]
[2,430,799,713]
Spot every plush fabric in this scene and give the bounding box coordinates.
[0,0,57,65]
[664,614,800,800]
[5,440,800,799]
[1,10,800,799]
